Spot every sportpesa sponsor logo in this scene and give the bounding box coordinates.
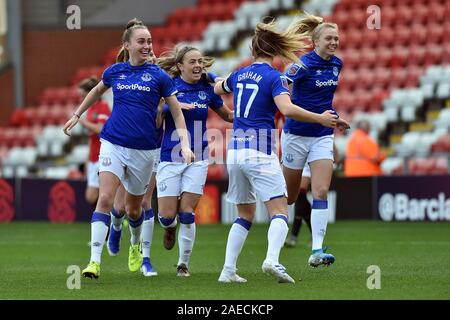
[116,83,151,92]
[315,79,338,87]
[193,102,208,109]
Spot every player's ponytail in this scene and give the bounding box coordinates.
[116,18,148,63]
[286,13,338,43]
[157,45,214,78]
[251,19,310,64]
[78,76,99,92]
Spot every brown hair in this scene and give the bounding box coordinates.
[116,18,148,63]
[251,19,311,64]
[78,76,99,92]
[157,45,214,78]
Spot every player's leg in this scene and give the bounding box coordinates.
[218,203,254,283]
[140,171,157,276]
[176,192,201,277]
[107,184,126,256]
[175,161,209,276]
[308,155,335,267]
[156,162,183,251]
[285,166,312,248]
[249,149,295,283]
[83,140,123,278]
[280,131,307,205]
[218,149,253,283]
[122,147,154,272]
[85,161,100,206]
[299,175,312,234]
[262,197,295,283]
[83,171,121,278]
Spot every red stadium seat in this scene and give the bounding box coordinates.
[427,3,446,25]
[426,23,444,44]
[357,67,375,90]
[408,45,426,67]
[390,45,409,69]
[362,29,380,49]
[380,6,396,27]
[344,30,363,49]
[396,5,414,26]
[347,8,367,29]
[377,26,395,47]
[340,48,360,69]
[9,109,29,127]
[404,66,423,88]
[394,27,411,47]
[376,47,393,68]
[433,157,449,174]
[372,67,391,89]
[338,69,358,91]
[359,47,377,68]
[424,44,444,67]
[389,68,408,89]
[431,134,450,153]
[409,24,428,46]
[368,88,389,112]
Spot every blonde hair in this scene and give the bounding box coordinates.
[157,45,214,78]
[116,18,148,63]
[288,13,338,44]
[251,19,311,64]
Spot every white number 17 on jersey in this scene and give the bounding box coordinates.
[236,83,259,118]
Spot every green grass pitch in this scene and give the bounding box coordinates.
[0,221,449,300]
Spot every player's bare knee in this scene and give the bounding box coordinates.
[126,205,142,221]
[96,192,114,212]
[313,186,328,200]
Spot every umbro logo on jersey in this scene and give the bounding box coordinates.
[198,91,207,100]
[141,73,152,82]
[316,70,322,75]
[119,74,127,80]
[177,92,185,97]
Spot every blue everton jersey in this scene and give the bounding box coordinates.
[224,62,290,154]
[100,61,177,150]
[160,76,223,162]
[284,50,342,137]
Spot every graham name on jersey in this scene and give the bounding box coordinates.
[238,71,263,83]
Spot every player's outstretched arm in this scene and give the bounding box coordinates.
[63,81,109,136]
[274,94,337,128]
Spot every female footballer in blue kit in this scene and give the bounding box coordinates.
[106,51,163,277]
[281,14,349,267]
[214,20,344,283]
[155,46,233,277]
[63,19,194,279]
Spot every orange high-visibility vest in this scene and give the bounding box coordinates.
[344,129,385,177]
